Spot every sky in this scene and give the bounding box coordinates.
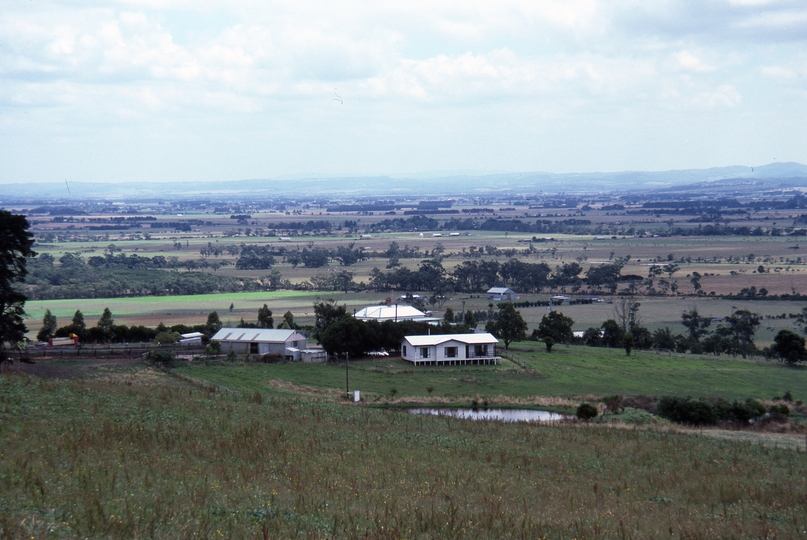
[1,0,806,185]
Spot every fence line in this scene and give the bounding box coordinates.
[20,343,206,359]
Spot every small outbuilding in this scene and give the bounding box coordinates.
[401,333,500,366]
[486,287,518,301]
[180,332,205,345]
[212,328,307,360]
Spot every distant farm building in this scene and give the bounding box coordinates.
[486,287,518,301]
[212,328,317,361]
[179,332,204,345]
[401,333,500,366]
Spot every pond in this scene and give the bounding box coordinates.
[408,408,566,423]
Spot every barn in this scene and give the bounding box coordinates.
[212,328,307,360]
[486,287,518,301]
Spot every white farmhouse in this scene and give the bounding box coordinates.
[401,333,500,366]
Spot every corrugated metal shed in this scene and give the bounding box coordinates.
[212,328,303,343]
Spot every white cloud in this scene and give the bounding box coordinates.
[697,84,742,108]
[674,50,715,72]
[761,65,796,79]
[0,0,805,182]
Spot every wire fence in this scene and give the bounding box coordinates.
[20,342,206,359]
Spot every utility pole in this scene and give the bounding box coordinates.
[345,352,350,400]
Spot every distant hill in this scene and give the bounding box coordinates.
[2,162,805,200]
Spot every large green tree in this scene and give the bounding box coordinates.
[0,211,35,360]
[537,311,574,348]
[488,303,528,350]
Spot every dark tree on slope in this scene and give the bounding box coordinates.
[97,308,115,342]
[205,311,222,335]
[312,299,348,343]
[537,311,574,349]
[0,211,36,360]
[600,319,624,348]
[257,304,274,328]
[681,307,711,341]
[488,303,528,350]
[770,329,807,365]
[37,309,58,342]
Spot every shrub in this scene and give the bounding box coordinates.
[154,331,179,344]
[769,404,790,417]
[602,395,622,414]
[147,348,175,364]
[656,397,716,425]
[576,403,598,421]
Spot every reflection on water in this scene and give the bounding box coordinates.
[409,408,565,423]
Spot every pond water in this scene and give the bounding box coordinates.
[408,408,565,423]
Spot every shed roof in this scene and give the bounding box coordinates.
[212,328,303,343]
[403,333,498,347]
[487,287,514,294]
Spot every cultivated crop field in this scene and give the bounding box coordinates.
[24,290,807,349]
[2,369,806,539]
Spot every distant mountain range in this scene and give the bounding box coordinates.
[2,162,806,201]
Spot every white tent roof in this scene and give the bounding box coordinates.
[212,328,303,343]
[354,305,426,320]
[403,333,498,347]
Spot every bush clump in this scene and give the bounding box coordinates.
[146,348,175,364]
[576,403,598,421]
[769,404,790,417]
[656,396,768,425]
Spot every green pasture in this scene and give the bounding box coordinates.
[2,373,805,538]
[177,343,806,402]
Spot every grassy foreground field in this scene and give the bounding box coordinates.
[1,369,806,539]
[177,343,807,403]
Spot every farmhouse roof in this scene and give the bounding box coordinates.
[403,333,498,347]
[212,328,302,343]
[487,287,514,294]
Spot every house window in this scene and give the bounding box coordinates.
[475,344,487,357]
[420,347,429,359]
[445,346,458,358]
[250,342,259,354]
[402,345,407,356]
